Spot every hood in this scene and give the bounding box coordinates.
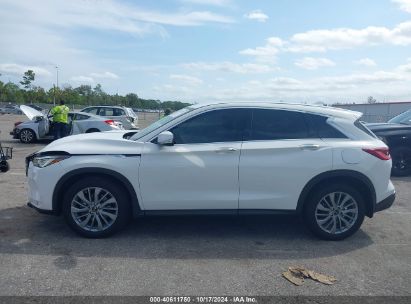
[39,130,145,155]
[20,105,45,120]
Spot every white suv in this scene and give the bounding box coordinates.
[26,102,395,240]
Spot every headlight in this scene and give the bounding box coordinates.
[32,155,70,168]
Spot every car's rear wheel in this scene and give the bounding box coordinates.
[19,129,36,143]
[304,184,365,240]
[62,177,131,238]
[391,146,411,177]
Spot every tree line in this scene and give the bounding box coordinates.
[0,70,192,111]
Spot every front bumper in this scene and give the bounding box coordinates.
[10,128,19,139]
[26,160,61,213]
[27,202,56,215]
[375,192,396,213]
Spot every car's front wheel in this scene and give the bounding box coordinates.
[19,129,36,143]
[62,177,131,238]
[304,184,365,240]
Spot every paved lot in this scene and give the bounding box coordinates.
[0,113,410,296]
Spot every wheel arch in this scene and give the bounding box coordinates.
[52,168,141,216]
[296,170,377,218]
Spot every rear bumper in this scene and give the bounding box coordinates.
[375,192,396,213]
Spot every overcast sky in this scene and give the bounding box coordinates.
[0,0,411,104]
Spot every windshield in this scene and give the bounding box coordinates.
[388,109,411,125]
[130,106,195,141]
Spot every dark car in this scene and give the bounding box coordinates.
[367,109,411,176]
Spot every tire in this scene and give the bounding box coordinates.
[19,129,36,144]
[62,177,131,238]
[303,183,365,241]
[0,160,9,173]
[86,128,100,133]
[391,146,411,177]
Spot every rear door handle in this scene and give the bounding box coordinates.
[299,144,321,151]
[215,147,237,153]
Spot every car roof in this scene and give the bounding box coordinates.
[82,105,125,109]
[191,102,362,121]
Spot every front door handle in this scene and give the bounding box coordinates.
[215,147,237,153]
[299,144,321,151]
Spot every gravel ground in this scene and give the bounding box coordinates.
[0,113,410,296]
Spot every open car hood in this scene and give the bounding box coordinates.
[20,105,45,120]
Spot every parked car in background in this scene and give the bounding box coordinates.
[11,105,124,143]
[80,106,138,130]
[0,104,22,115]
[388,109,411,125]
[367,109,411,176]
[26,102,395,240]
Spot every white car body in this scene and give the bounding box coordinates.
[26,102,396,239]
[12,105,124,143]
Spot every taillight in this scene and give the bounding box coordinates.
[362,148,391,160]
[104,120,115,125]
[14,121,22,127]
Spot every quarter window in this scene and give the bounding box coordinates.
[307,114,347,138]
[170,108,250,144]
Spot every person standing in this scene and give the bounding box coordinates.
[50,99,69,140]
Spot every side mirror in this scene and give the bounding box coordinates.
[157,131,174,146]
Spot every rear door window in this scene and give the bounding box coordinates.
[82,107,98,114]
[113,108,126,116]
[249,109,309,140]
[98,108,114,116]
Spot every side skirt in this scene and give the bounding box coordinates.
[138,209,297,217]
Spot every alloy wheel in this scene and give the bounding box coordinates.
[70,187,118,232]
[20,130,33,143]
[315,192,358,235]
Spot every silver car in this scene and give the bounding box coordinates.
[0,104,23,115]
[11,105,124,143]
[80,106,138,130]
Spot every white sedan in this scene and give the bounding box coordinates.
[11,105,124,143]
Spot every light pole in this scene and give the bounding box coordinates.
[53,66,59,106]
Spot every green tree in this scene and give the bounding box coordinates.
[125,93,139,107]
[20,70,35,90]
[367,96,377,104]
